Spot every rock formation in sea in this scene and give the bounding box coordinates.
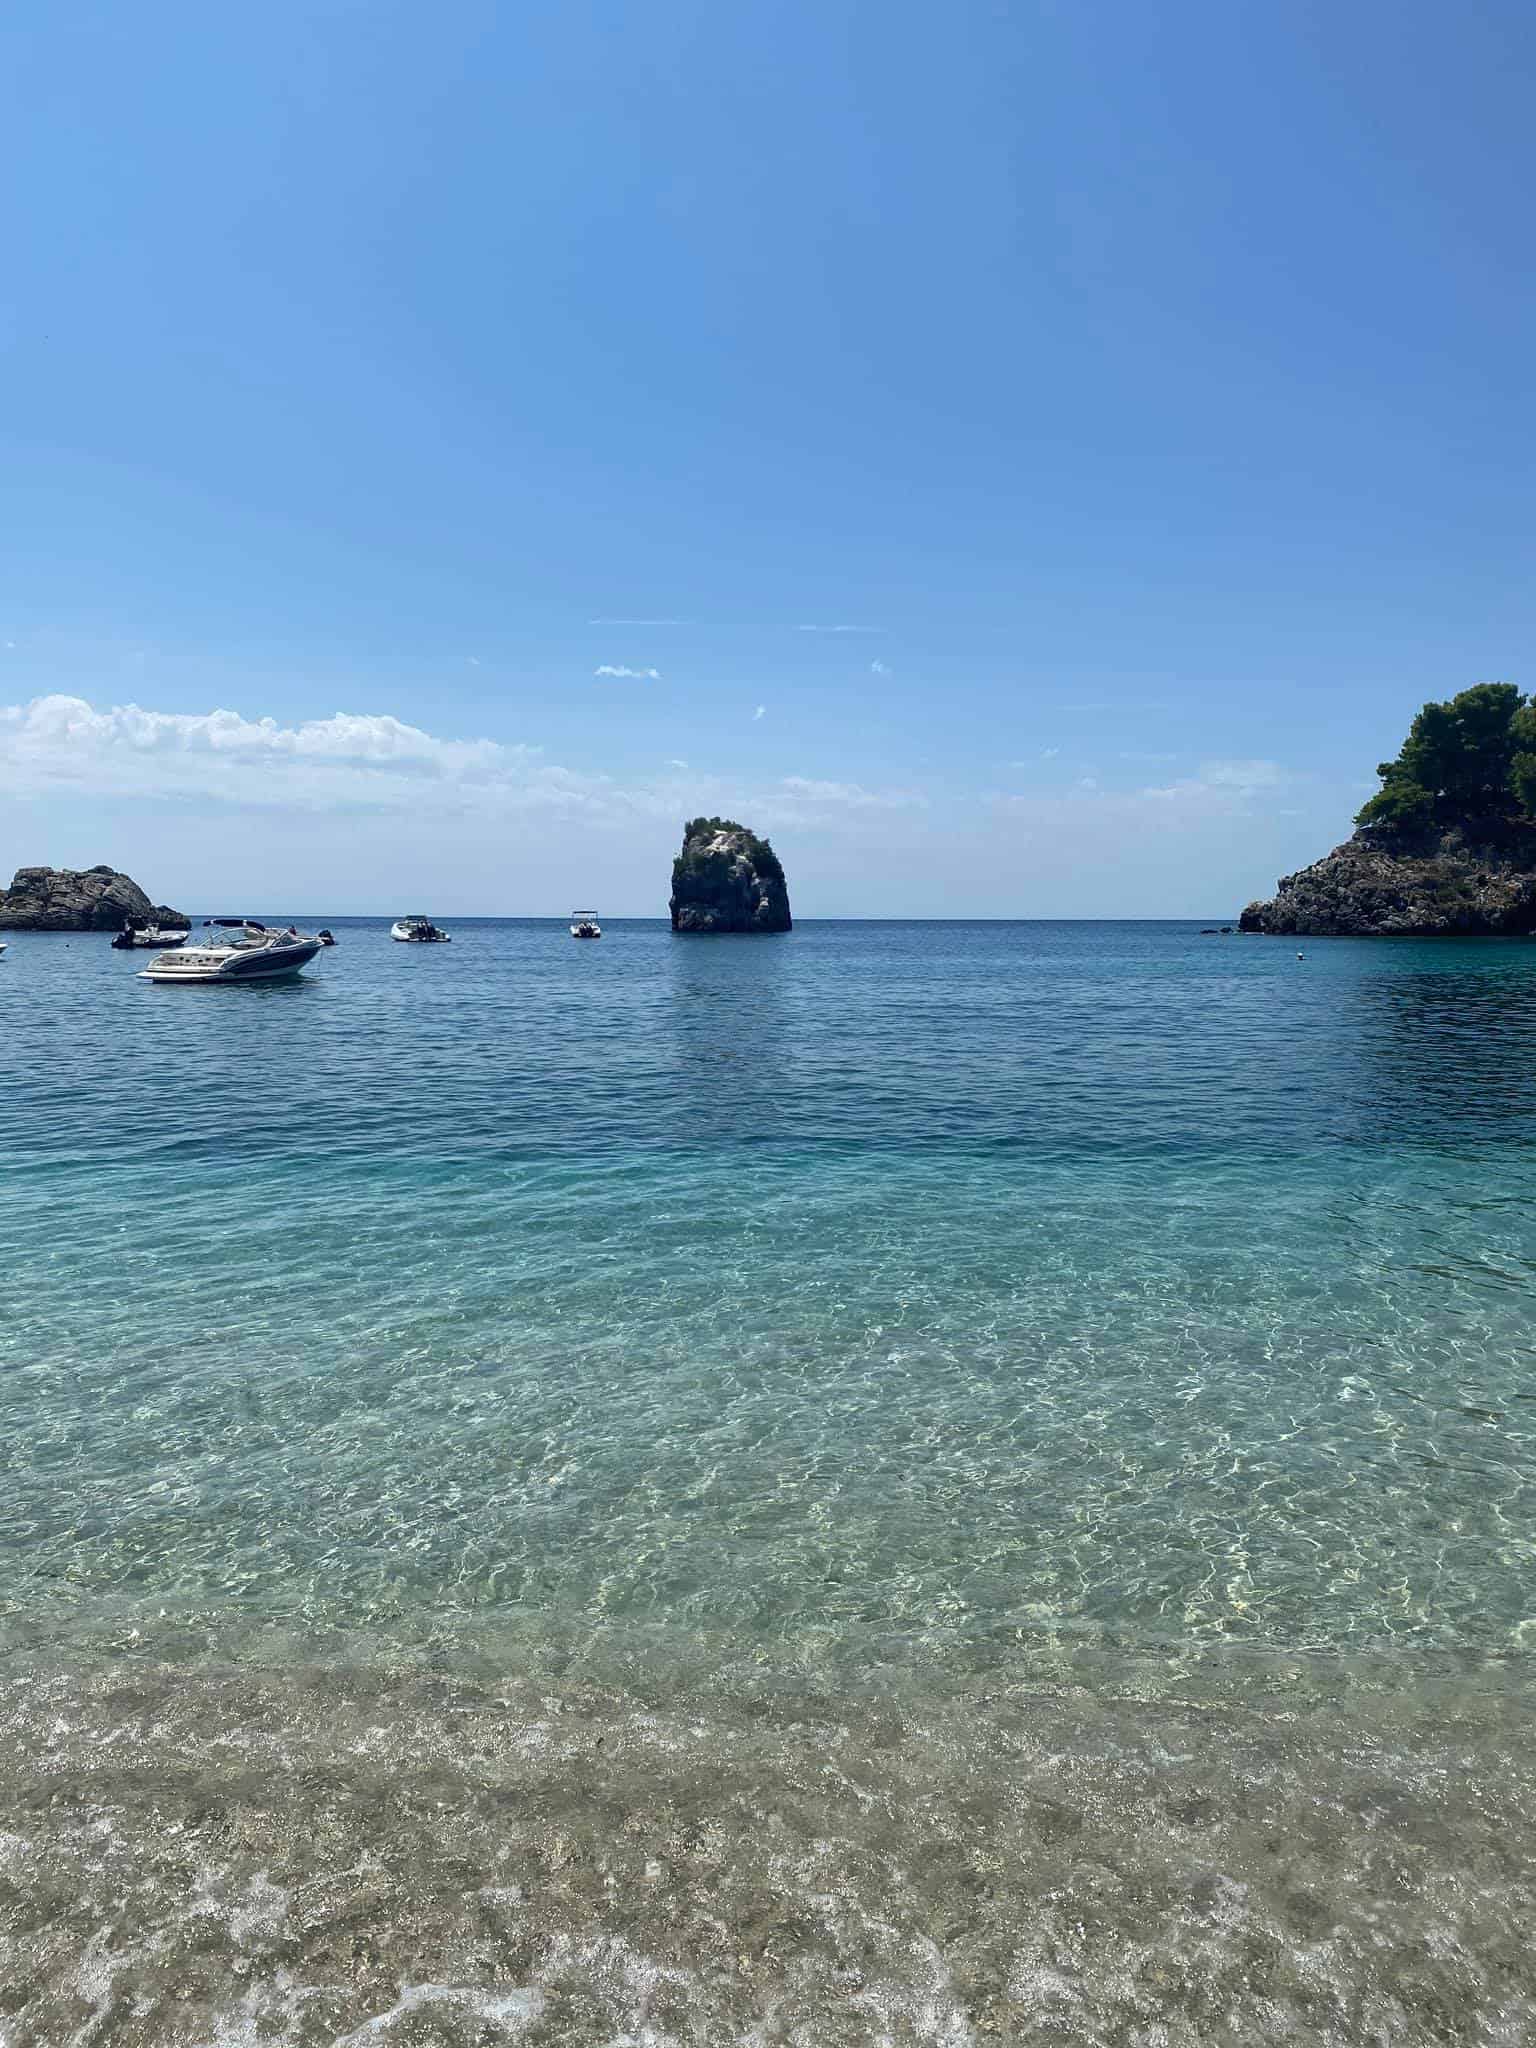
[1241,683,1536,936]
[0,864,190,932]
[669,817,792,933]
[1239,830,1536,937]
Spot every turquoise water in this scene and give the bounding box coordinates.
[6,919,1536,2042]
[6,918,1536,1665]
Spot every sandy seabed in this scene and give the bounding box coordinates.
[1,1647,1533,2046]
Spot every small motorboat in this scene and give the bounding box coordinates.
[391,916,451,943]
[139,920,323,984]
[569,911,602,940]
[112,922,190,950]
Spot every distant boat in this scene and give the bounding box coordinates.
[139,920,322,984]
[391,916,451,943]
[112,923,190,950]
[570,911,602,940]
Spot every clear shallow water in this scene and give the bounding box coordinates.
[5,919,1536,2041]
[6,917,1536,1666]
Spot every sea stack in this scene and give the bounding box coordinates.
[1241,683,1536,936]
[669,817,792,933]
[0,865,190,932]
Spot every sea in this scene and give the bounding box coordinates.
[3,917,1536,2044]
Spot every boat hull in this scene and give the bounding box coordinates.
[140,941,322,984]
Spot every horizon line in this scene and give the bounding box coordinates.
[85,911,1251,925]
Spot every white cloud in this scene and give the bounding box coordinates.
[990,753,1294,821]
[0,694,923,832]
[796,623,881,634]
[870,659,889,676]
[0,695,573,813]
[752,705,766,720]
[1140,758,1291,805]
[594,665,660,680]
[1041,747,1060,759]
[778,776,925,810]
[466,655,481,667]
[1198,758,1287,793]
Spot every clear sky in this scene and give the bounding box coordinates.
[2,0,1533,915]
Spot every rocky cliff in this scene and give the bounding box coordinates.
[0,865,190,932]
[1240,824,1536,936]
[1241,682,1536,936]
[669,818,792,933]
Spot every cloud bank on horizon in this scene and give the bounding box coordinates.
[0,693,921,826]
[0,693,1338,915]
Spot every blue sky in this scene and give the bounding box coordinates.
[2,0,1533,914]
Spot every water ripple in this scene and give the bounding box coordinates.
[4,918,1536,1668]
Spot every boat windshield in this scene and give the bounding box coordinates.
[188,924,311,949]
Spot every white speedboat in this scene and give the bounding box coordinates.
[139,920,322,984]
[391,916,451,943]
[570,911,602,939]
[112,923,190,950]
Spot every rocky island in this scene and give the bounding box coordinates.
[669,817,792,933]
[1241,683,1536,936]
[0,864,190,932]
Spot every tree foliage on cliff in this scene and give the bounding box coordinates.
[673,816,785,885]
[1356,683,1536,835]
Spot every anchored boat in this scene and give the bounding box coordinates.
[570,911,602,939]
[139,920,323,984]
[390,916,451,943]
[112,922,190,950]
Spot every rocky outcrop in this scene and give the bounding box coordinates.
[0,865,189,932]
[1240,825,1536,936]
[669,818,792,933]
